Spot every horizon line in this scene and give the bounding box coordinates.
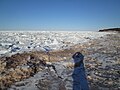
[0,28,98,31]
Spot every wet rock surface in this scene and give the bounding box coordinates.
[0,32,120,90]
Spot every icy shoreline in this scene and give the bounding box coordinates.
[0,31,112,57]
[0,32,119,90]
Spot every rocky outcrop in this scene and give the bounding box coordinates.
[0,50,73,89]
[0,52,47,89]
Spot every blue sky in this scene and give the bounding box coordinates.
[0,0,120,31]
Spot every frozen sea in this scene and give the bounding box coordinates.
[0,31,111,56]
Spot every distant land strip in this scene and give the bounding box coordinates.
[99,28,120,32]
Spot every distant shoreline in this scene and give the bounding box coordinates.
[99,28,120,32]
